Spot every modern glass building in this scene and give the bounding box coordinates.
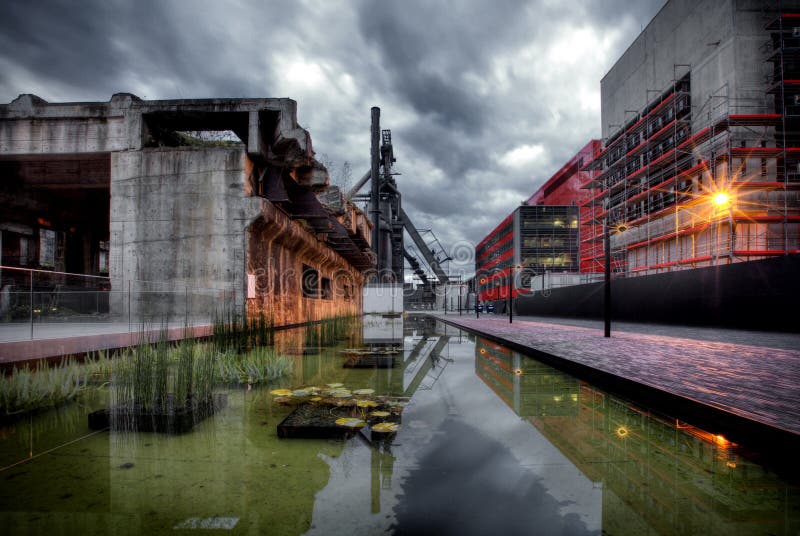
[475,205,579,303]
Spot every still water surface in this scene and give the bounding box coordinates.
[0,315,797,535]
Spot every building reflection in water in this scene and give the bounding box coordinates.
[474,337,799,536]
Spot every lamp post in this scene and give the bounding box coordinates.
[477,277,485,319]
[604,220,627,338]
[458,277,463,316]
[604,216,611,337]
[508,265,520,324]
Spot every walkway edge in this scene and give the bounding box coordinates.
[430,314,800,460]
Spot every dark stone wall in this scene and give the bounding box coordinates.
[513,256,800,332]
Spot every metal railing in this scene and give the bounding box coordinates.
[0,266,230,342]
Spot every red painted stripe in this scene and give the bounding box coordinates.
[476,231,514,263]
[679,255,713,265]
[476,249,514,274]
[476,212,515,250]
[626,223,710,250]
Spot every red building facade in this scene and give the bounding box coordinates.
[474,141,601,304]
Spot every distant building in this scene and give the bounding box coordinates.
[474,205,579,304]
[526,140,603,273]
[474,142,598,305]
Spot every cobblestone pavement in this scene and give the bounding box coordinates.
[430,314,800,436]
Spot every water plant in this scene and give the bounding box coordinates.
[0,349,118,419]
[215,346,293,385]
[0,356,107,418]
[113,331,216,413]
[212,309,274,352]
[304,315,357,349]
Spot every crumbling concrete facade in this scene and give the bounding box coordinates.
[0,94,372,325]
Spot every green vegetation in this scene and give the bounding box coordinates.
[113,330,216,413]
[216,347,293,385]
[305,315,357,348]
[1,317,289,418]
[212,310,274,352]
[0,352,114,418]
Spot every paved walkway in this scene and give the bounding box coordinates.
[0,322,212,364]
[428,313,800,437]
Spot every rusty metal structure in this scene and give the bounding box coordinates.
[348,107,450,290]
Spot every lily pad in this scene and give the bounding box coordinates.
[369,410,390,418]
[291,389,311,397]
[371,422,400,433]
[352,389,375,395]
[331,391,352,398]
[269,389,293,396]
[356,400,377,408]
[335,417,366,428]
[310,396,322,402]
[326,383,344,388]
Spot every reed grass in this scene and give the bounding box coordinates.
[1,311,290,418]
[309,315,357,348]
[215,346,293,385]
[212,309,274,351]
[114,332,216,413]
[1,359,93,417]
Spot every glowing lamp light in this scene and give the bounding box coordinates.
[479,348,487,355]
[712,192,730,207]
[513,368,523,376]
[615,426,628,438]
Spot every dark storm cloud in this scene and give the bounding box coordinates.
[357,0,535,156]
[0,0,306,99]
[0,0,667,274]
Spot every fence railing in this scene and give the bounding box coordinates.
[0,266,230,342]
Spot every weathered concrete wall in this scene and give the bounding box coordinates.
[246,201,363,325]
[110,146,260,319]
[0,93,136,154]
[2,94,371,326]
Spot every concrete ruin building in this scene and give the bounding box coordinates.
[0,94,373,326]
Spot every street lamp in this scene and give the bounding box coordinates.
[604,220,628,338]
[508,264,522,324]
[477,277,486,319]
[713,192,730,208]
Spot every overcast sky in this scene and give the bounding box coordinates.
[0,0,665,276]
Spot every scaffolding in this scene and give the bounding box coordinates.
[581,9,800,278]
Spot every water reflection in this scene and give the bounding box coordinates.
[0,318,797,536]
[474,337,800,535]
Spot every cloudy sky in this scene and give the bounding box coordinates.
[0,0,665,275]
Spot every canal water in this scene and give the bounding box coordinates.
[0,315,797,535]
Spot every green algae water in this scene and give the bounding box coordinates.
[0,315,798,535]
